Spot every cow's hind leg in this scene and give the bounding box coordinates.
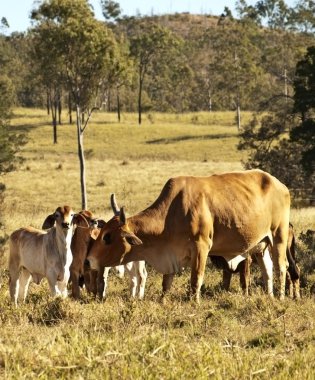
[18,268,32,303]
[190,238,211,302]
[9,269,20,305]
[271,226,289,300]
[9,241,20,305]
[255,248,274,296]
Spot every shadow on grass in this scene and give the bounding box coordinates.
[12,123,51,133]
[146,133,236,144]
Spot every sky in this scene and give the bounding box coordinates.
[1,0,297,34]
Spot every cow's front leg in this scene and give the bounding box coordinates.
[46,269,61,297]
[70,268,80,299]
[240,257,252,296]
[190,238,211,302]
[57,267,70,297]
[162,273,174,295]
[222,270,232,291]
[137,262,147,299]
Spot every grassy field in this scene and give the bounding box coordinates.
[0,108,314,379]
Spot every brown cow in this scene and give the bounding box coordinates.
[86,170,290,301]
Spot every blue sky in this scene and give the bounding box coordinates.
[1,0,297,34]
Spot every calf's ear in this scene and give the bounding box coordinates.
[121,231,143,246]
[42,214,56,229]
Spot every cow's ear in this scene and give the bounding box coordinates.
[72,214,81,226]
[72,213,89,227]
[121,231,143,246]
[97,219,106,228]
[42,214,55,229]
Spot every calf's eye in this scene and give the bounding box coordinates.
[103,233,111,245]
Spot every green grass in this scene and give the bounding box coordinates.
[1,108,315,379]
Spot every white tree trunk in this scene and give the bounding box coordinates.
[76,105,87,209]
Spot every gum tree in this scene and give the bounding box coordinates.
[31,0,116,209]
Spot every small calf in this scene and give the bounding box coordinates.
[9,206,75,305]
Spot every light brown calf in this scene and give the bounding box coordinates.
[9,206,76,305]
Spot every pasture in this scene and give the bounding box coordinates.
[0,108,314,379]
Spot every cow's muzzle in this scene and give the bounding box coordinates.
[62,222,70,229]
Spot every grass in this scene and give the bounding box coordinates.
[1,108,315,379]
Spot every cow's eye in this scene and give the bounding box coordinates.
[103,233,111,245]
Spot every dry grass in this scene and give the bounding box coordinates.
[0,108,314,379]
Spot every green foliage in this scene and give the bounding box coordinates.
[294,45,315,118]
[238,111,314,205]
[129,20,184,122]
[239,43,315,204]
[101,0,121,21]
[290,118,315,174]
[236,0,291,29]
[289,0,315,33]
[31,0,117,111]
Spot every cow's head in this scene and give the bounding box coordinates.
[86,194,142,271]
[42,206,75,232]
[72,210,102,231]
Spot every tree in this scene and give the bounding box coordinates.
[31,23,64,143]
[31,0,117,209]
[101,0,121,21]
[0,34,27,175]
[236,0,291,30]
[204,23,265,128]
[293,45,315,120]
[292,45,315,175]
[238,46,315,204]
[129,21,179,124]
[289,0,315,33]
[0,33,27,252]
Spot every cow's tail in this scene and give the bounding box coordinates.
[286,233,300,281]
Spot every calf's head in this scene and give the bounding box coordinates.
[86,201,142,271]
[42,206,75,232]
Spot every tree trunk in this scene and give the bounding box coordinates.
[138,74,142,125]
[237,104,241,131]
[51,95,58,144]
[107,89,111,112]
[117,88,121,123]
[58,91,62,125]
[138,67,144,125]
[76,105,87,210]
[68,93,73,124]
